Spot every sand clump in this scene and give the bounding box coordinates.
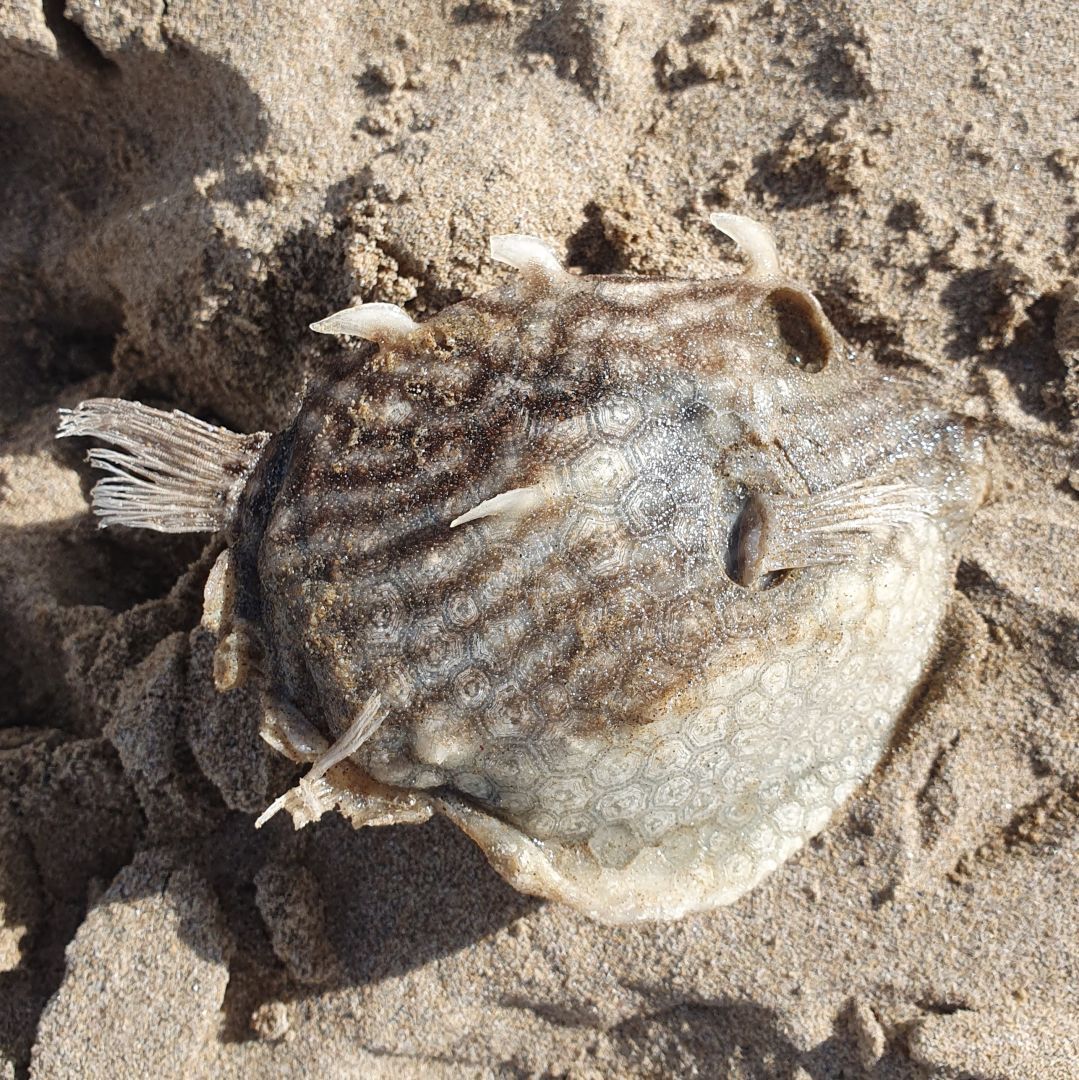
[1,0,1076,1077]
[30,855,230,1079]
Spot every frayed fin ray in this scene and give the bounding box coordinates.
[255,692,386,829]
[57,398,270,533]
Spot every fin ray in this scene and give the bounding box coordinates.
[57,398,269,533]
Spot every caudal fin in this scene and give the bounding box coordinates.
[57,398,269,533]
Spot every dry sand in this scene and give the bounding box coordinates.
[1,0,1077,1076]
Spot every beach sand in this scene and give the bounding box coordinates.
[1,1,1076,1076]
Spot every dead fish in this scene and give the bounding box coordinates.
[57,214,985,923]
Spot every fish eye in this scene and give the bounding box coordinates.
[766,286,834,374]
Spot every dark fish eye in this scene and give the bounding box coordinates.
[766,286,834,374]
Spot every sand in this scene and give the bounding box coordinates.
[1,0,1076,1076]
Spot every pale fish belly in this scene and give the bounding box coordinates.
[429,517,948,922]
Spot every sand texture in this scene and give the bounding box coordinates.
[1,0,1077,1076]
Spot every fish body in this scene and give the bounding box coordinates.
[59,216,985,922]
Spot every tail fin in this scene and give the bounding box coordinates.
[57,398,270,533]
